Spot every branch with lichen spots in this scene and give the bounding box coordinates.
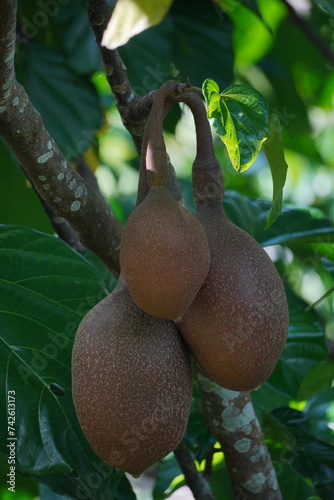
[197,373,282,500]
[0,1,122,274]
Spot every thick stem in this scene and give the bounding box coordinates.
[173,440,215,500]
[197,373,282,500]
[144,81,183,187]
[176,92,224,205]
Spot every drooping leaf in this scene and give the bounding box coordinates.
[262,114,289,229]
[0,225,129,499]
[203,79,269,172]
[102,0,174,49]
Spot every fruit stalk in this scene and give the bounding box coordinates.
[145,81,181,188]
[177,91,224,205]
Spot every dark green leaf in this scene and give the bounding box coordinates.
[15,43,103,161]
[298,361,334,400]
[203,80,269,172]
[305,389,334,446]
[39,483,66,500]
[222,191,334,247]
[0,225,127,499]
[311,0,334,17]
[0,138,53,234]
[262,114,288,229]
[120,0,234,93]
[265,289,328,399]
[268,408,334,498]
[152,456,183,500]
[184,384,216,462]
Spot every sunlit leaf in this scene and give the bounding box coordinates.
[203,79,269,172]
[262,114,289,229]
[102,0,174,49]
[216,0,270,29]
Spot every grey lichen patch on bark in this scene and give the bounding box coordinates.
[243,472,266,493]
[38,151,54,163]
[197,372,282,499]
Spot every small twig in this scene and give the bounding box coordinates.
[174,440,215,500]
[87,0,149,152]
[281,0,334,67]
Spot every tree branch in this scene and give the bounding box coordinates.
[0,2,123,276]
[87,0,155,153]
[173,440,215,500]
[197,373,282,500]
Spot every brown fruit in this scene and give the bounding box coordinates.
[120,82,210,321]
[71,277,192,477]
[177,92,289,391]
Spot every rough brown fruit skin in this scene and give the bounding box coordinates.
[71,279,193,477]
[120,187,211,321]
[179,202,289,391]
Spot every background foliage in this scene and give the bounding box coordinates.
[1,0,334,499]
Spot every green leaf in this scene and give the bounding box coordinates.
[119,0,233,92]
[0,138,53,234]
[265,289,328,399]
[0,225,129,499]
[298,361,334,401]
[103,0,174,49]
[203,80,269,172]
[152,455,183,500]
[311,0,334,17]
[262,114,289,229]
[305,389,334,445]
[15,43,103,161]
[222,191,334,246]
[267,408,334,498]
[217,0,271,30]
[184,384,216,462]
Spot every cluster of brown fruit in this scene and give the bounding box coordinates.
[71,81,289,478]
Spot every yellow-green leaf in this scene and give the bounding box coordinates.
[203,79,269,172]
[102,0,174,50]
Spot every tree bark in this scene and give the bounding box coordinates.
[0,1,122,275]
[197,372,282,500]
